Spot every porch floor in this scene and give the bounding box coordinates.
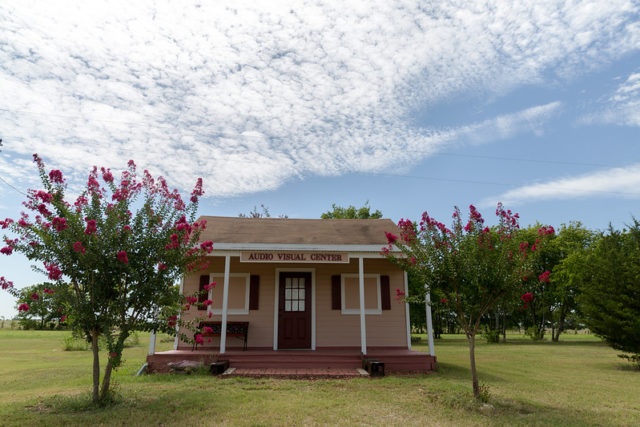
[147,347,436,374]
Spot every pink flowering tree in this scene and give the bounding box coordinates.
[13,282,71,330]
[383,204,551,400]
[0,155,211,403]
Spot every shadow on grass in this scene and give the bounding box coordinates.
[26,379,612,427]
[434,362,506,384]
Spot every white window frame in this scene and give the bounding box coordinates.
[341,273,382,315]
[209,273,250,315]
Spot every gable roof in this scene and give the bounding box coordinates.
[198,216,398,247]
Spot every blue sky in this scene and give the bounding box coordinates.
[1,1,639,317]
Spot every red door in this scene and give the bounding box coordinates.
[278,272,312,349]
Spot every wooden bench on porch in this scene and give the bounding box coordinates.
[193,321,249,351]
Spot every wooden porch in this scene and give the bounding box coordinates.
[147,347,436,374]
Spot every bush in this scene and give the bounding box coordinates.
[482,327,500,343]
[526,326,545,340]
[63,335,89,351]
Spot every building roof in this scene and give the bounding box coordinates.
[198,216,399,248]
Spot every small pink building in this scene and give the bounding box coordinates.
[147,217,435,373]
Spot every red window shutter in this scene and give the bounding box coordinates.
[381,275,391,310]
[198,275,209,311]
[331,275,341,310]
[249,275,260,310]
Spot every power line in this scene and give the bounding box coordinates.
[0,174,27,196]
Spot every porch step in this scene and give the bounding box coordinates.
[223,367,368,378]
[147,349,436,373]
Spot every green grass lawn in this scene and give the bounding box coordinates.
[0,329,638,426]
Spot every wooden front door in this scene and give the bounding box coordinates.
[278,272,312,349]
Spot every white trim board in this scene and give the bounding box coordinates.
[273,268,316,351]
[212,242,399,253]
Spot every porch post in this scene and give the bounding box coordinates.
[425,287,435,357]
[404,271,411,350]
[220,255,231,354]
[173,276,185,350]
[358,257,367,355]
[148,330,156,355]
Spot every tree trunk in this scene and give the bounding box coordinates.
[502,312,507,342]
[100,361,113,400]
[91,330,100,403]
[553,306,566,342]
[468,333,480,399]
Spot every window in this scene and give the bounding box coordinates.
[340,274,381,315]
[208,273,251,315]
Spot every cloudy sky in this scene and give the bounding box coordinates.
[1,1,639,315]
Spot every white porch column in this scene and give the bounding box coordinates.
[425,287,435,357]
[404,271,411,350]
[220,255,231,354]
[148,330,156,355]
[358,257,367,355]
[173,277,185,350]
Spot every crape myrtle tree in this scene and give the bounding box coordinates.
[516,222,594,341]
[0,155,213,402]
[14,282,71,330]
[383,204,553,399]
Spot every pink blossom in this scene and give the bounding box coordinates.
[0,276,14,290]
[45,262,62,280]
[158,263,168,271]
[48,169,64,183]
[384,231,398,244]
[30,292,39,300]
[186,296,197,304]
[101,168,114,183]
[409,257,417,265]
[37,203,52,216]
[0,246,13,255]
[190,178,204,203]
[203,281,216,291]
[440,298,447,304]
[35,191,53,203]
[44,288,54,294]
[123,225,132,232]
[18,303,30,312]
[167,315,177,328]
[538,271,551,283]
[60,315,67,323]
[203,299,213,306]
[195,334,204,345]
[0,218,14,229]
[85,219,97,235]
[117,251,129,264]
[202,326,213,334]
[208,311,212,318]
[73,241,86,254]
[395,288,406,301]
[52,217,68,232]
[521,292,534,303]
[200,241,213,253]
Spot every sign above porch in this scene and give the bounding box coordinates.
[240,251,350,263]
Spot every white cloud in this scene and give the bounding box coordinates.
[584,70,640,127]
[0,1,638,196]
[482,163,640,206]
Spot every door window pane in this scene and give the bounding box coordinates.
[284,275,307,312]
